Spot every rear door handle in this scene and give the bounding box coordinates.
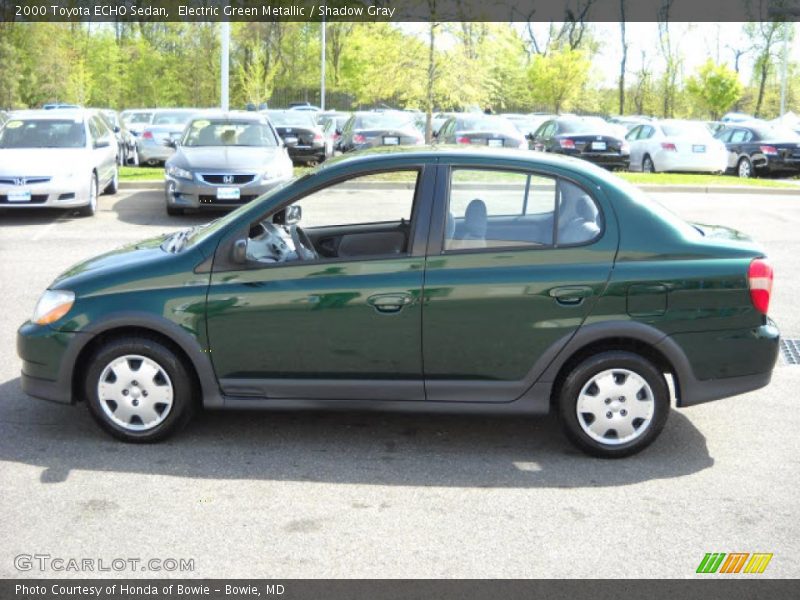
[367,292,413,313]
[550,286,593,305]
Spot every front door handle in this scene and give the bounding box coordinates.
[367,292,413,313]
[550,286,593,305]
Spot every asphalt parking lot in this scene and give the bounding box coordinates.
[1,187,799,578]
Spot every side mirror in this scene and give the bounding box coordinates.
[232,239,248,264]
[113,125,121,133]
[164,138,177,149]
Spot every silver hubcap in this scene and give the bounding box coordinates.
[576,368,655,445]
[97,355,174,431]
[739,160,751,177]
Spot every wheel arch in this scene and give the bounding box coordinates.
[64,313,223,408]
[538,321,690,409]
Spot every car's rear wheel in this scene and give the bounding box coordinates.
[558,351,670,458]
[77,173,98,217]
[84,336,196,442]
[738,156,753,178]
[642,155,656,173]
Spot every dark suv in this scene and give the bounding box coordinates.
[17,148,779,457]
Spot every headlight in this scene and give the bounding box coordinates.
[167,165,193,180]
[32,290,75,325]
[263,165,287,181]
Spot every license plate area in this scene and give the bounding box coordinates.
[693,145,706,153]
[591,141,607,151]
[383,136,400,145]
[216,187,240,200]
[7,190,32,202]
[488,139,504,147]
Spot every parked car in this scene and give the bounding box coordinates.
[338,111,424,152]
[721,112,754,123]
[96,109,136,166]
[715,122,800,177]
[163,111,292,215]
[626,119,727,173]
[137,109,199,166]
[16,148,779,457]
[317,111,350,154]
[120,109,155,138]
[263,110,327,164]
[530,117,630,169]
[42,103,81,110]
[0,109,118,216]
[436,114,526,149]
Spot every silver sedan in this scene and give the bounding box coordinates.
[0,109,119,216]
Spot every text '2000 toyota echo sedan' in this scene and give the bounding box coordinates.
[17,147,779,457]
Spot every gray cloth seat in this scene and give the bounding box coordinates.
[558,185,600,245]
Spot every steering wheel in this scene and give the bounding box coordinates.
[290,224,318,261]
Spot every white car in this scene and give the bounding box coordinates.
[626,120,727,173]
[0,109,119,216]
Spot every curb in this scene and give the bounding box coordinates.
[119,180,799,195]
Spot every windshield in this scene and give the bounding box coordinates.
[0,119,86,149]
[266,112,316,127]
[356,113,414,130]
[456,117,518,134]
[153,111,195,126]
[661,122,713,138]
[182,119,278,147]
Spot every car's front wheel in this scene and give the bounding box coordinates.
[77,173,98,217]
[84,336,196,442]
[557,351,670,458]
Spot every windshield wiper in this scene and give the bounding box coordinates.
[163,227,195,253]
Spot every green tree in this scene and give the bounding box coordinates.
[527,47,590,113]
[686,59,743,119]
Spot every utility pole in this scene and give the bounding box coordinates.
[221,21,230,111]
[321,17,326,110]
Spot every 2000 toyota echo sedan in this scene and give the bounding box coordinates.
[17,147,779,457]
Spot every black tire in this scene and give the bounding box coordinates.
[77,173,98,217]
[557,351,670,458]
[166,205,184,216]
[642,155,656,173]
[104,166,119,195]
[737,156,754,178]
[84,336,197,443]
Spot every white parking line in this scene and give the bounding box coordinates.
[31,212,73,241]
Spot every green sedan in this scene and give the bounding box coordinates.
[17,147,779,457]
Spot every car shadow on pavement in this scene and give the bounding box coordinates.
[0,207,87,227]
[0,377,713,488]
[111,191,224,227]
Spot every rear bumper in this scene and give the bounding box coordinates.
[761,157,800,175]
[655,151,727,173]
[287,146,326,162]
[664,321,780,407]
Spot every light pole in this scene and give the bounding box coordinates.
[320,15,326,110]
[221,21,230,111]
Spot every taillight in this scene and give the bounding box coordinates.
[661,142,677,151]
[353,133,366,144]
[142,131,153,140]
[313,133,324,142]
[760,145,778,155]
[558,138,575,149]
[748,258,774,315]
[457,136,471,144]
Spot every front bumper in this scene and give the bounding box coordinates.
[166,175,290,210]
[0,180,91,209]
[17,321,88,404]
